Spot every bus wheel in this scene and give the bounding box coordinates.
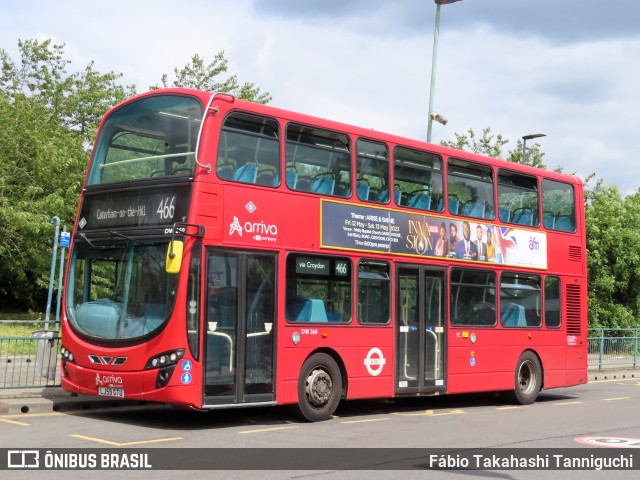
[294,353,342,422]
[512,351,542,405]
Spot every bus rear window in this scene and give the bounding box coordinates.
[542,179,576,232]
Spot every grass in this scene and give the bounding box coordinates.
[0,312,56,356]
[0,322,47,337]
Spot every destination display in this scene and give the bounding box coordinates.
[321,200,547,269]
[77,185,191,231]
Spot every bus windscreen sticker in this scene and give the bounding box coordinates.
[321,200,547,269]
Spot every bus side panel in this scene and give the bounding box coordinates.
[446,330,579,394]
[446,345,514,394]
[276,333,394,405]
[564,343,588,386]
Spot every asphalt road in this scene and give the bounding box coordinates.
[1,377,639,479]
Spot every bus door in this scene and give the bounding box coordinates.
[203,250,276,406]
[396,266,446,394]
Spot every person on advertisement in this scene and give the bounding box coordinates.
[455,221,477,260]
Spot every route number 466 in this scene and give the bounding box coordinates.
[157,196,176,220]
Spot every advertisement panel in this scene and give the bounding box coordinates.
[321,200,547,269]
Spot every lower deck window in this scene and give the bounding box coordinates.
[286,254,351,323]
[500,272,542,327]
[450,269,496,326]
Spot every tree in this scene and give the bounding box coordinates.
[441,126,640,329]
[585,183,640,329]
[440,127,547,168]
[0,40,271,312]
[151,52,271,104]
[0,39,132,310]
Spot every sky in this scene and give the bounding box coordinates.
[2,0,639,194]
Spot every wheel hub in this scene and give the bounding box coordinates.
[306,368,333,407]
[518,360,536,394]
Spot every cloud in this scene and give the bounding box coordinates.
[1,0,639,194]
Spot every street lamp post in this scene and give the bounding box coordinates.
[521,133,546,160]
[427,0,462,143]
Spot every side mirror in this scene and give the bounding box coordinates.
[166,240,184,273]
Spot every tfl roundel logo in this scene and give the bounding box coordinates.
[364,347,386,376]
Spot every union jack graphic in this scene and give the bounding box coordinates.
[499,227,518,262]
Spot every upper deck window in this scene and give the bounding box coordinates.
[355,139,390,204]
[217,112,280,186]
[447,158,494,220]
[286,124,351,197]
[88,95,203,186]
[497,170,540,227]
[542,179,576,232]
[393,147,444,212]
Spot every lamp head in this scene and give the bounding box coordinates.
[431,112,448,125]
[522,133,546,141]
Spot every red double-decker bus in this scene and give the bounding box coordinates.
[60,89,587,421]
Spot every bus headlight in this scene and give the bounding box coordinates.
[144,349,186,370]
[60,345,76,364]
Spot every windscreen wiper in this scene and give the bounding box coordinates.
[109,231,152,245]
[78,232,115,249]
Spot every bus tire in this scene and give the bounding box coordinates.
[293,353,342,422]
[511,351,542,405]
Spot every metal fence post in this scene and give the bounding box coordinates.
[54,225,67,331]
[598,329,604,372]
[44,216,60,331]
[634,328,638,370]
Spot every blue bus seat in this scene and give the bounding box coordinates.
[498,206,511,222]
[311,177,335,195]
[543,211,555,229]
[501,303,526,327]
[287,298,329,322]
[286,170,298,189]
[233,163,257,183]
[75,300,120,338]
[357,183,370,201]
[448,197,459,214]
[512,208,533,226]
[408,194,431,210]
[554,215,575,232]
[463,202,485,219]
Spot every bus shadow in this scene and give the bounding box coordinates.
[66,389,581,430]
[70,403,297,431]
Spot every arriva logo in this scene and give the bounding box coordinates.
[229,216,243,236]
[229,216,278,241]
[95,374,123,386]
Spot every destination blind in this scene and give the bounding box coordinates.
[77,185,191,231]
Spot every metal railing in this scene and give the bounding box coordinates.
[588,328,639,371]
[0,321,61,389]
[1,322,638,389]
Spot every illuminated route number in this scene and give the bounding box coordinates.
[156,196,176,220]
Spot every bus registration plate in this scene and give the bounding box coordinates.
[98,387,124,398]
